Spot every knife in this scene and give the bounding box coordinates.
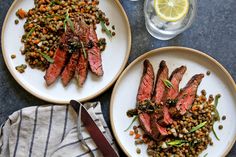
[70,100,119,157]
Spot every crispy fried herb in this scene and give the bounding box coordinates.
[167,140,187,147]
[38,52,54,63]
[124,116,137,132]
[212,126,220,141]
[100,19,112,38]
[162,79,173,88]
[189,121,207,133]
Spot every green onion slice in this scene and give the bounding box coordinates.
[212,126,220,141]
[38,52,54,63]
[189,121,207,133]
[124,116,137,132]
[167,140,187,146]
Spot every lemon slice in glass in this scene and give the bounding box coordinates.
[154,0,189,22]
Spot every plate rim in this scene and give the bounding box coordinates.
[1,0,131,104]
[110,46,236,157]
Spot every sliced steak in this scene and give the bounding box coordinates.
[136,60,154,136]
[165,66,187,101]
[137,60,154,103]
[152,60,169,104]
[176,74,204,115]
[44,47,67,86]
[75,51,88,86]
[87,25,103,76]
[61,53,79,86]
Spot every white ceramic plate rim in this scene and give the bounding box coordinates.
[110,46,236,157]
[1,0,131,104]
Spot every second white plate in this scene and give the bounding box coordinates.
[110,47,236,157]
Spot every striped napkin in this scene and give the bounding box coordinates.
[0,102,118,157]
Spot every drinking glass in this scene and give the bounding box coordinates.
[144,0,197,40]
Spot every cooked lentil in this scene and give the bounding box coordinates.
[11,54,16,59]
[128,92,223,157]
[218,125,223,130]
[20,0,114,71]
[206,71,211,76]
[15,64,27,73]
[136,148,141,154]
[15,19,19,24]
[222,115,226,120]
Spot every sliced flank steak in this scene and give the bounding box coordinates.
[87,25,103,76]
[44,33,70,86]
[176,74,204,115]
[150,60,169,139]
[75,51,88,86]
[137,60,154,137]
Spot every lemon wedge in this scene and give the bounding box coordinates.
[154,0,189,22]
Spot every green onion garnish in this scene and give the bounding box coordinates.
[189,121,207,133]
[212,126,220,141]
[162,79,173,88]
[124,116,137,132]
[26,27,36,39]
[203,153,208,157]
[167,140,187,146]
[38,52,54,63]
[214,94,221,121]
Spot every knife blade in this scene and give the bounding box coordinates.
[70,100,119,157]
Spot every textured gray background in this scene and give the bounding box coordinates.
[0,0,235,156]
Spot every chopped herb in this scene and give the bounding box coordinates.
[167,140,187,146]
[124,116,137,132]
[212,126,220,141]
[38,52,54,63]
[64,10,74,32]
[26,27,36,39]
[203,153,208,157]
[100,19,112,38]
[81,41,87,59]
[162,79,173,88]
[189,121,207,133]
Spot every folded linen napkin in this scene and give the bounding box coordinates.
[0,102,118,157]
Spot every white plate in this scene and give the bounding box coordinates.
[1,0,131,103]
[110,47,236,157]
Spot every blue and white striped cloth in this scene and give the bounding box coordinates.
[0,102,118,157]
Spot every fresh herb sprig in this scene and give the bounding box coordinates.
[189,121,207,133]
[124,116,137,132]
[212,126,220,141]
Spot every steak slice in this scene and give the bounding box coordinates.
[176,74,204,115]
[44,47,67,86]
[137,60,154,103]
[165,66,187,101]
[152,60,169,104]
[136,60,154,136]
[87,25,103,76]
[75,51,88,86]
[150,60,170,138]
[61,53,79,86]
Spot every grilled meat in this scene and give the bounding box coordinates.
[137,60,154,136]
[61,53,79,86]
[44,47,67,86]
[87,25,103,76]
[75,51,88,86]
[152,60,169,104]
[165,66,187,101]
[176,74,204,115]
[137,60,155,103]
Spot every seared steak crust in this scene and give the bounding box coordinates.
[75,51,88,86]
